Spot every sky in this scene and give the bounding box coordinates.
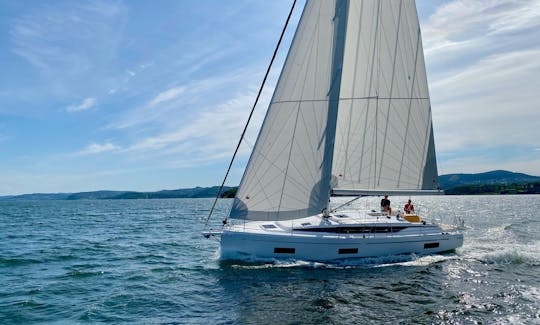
[1,0,539,195]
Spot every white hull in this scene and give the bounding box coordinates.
[217,211,463,262]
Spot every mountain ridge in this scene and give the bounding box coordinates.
[438,170,540,189]
[0,186,235,201]
[1,170,539,200]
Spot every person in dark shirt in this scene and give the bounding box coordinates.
[380,195,391,215]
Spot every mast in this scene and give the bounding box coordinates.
[321,0,350,211]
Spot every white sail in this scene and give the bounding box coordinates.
[230,0,348,221]
[230,0,439,221]
[333,0,439,191]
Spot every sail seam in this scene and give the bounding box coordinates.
[271,97,429,105]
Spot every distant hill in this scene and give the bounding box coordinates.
[2,170,539,200]
[438,170,540,189]
[0,193,72,200]
[0,186,235,201]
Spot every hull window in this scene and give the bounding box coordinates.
[338,248,358,254]
[274,247,295,254]
[424,242,440,249]
[293,226,407,233]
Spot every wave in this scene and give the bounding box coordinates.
[62,269,106,279]
[0,254,79,267]
[0,257,43,267]
[464,222,540,265]
[465,241,540,266]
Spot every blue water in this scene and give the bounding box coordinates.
[1,196,539,323]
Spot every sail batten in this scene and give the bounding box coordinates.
[230,0,439,221]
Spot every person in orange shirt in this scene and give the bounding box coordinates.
[404,199,415,214]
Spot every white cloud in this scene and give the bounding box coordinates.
[10,1,127,75]
[77,142,121,155]
[149,86,186,107]
[422,0,540,63]
[66,97,96,112]
[124,89,267,166]
[431,49,540,152]
[417,0,540,178]
[109,66,260,130]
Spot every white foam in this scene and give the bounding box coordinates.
[465,237,540,266]
[220,252,460,269]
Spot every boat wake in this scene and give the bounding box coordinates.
[464,223,540,266]
[219,251,459,269]
[467,242,540,266]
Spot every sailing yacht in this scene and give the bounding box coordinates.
[204,0,463,262]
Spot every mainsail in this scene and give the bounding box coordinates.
[230,0,439,221]
[333,0,438,191]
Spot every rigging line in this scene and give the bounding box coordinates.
[330,195,364,213]
[277,101,302,219]
[204,0,298,227]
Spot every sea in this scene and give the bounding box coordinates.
[1,195,539,324]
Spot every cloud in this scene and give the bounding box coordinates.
[422,0,540,64]
[109,66,260,130]
[8,0,128,105]
[10,1,127,75]
[123,89,268,166]
[66,97,97,112]
[149,86,186,107]
[416,0,540,177]
[77,142,121,155]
